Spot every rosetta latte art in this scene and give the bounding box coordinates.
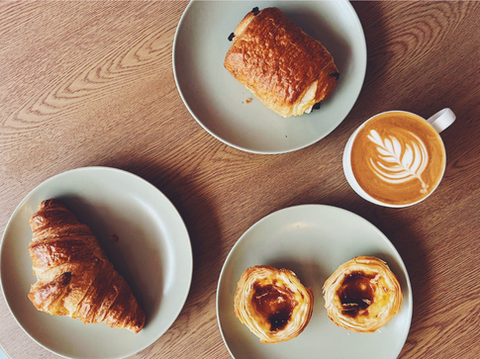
[367,130,429,194]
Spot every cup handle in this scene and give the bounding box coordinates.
[427,108,456,133]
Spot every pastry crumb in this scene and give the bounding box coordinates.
[245,98,253,104]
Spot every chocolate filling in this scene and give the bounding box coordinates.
[329,72,340,81]
[228,32,235,42]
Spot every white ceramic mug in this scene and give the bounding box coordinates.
[343,108,456,208]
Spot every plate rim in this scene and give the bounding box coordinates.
[0,166,193,359]
[216,204,413,359]
[172,0,367,155]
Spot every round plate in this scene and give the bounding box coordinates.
[0,167,192,359]
[173,0,367,154]
[217,205,412,359]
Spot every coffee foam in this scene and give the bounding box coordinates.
[367,129,430,192]
[351,112,445,205]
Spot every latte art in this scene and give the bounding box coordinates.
[367,130,429,194]
[350,112,446,206]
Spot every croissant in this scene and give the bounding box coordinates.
[27,199,145,333]
[323,256,403,333]
[233,265,314,344]
[224,7,339,118]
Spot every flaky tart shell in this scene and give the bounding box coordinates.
[323,256,403,333]
[233,265,314,344]
[224,7,339,118]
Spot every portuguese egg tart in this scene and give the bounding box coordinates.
[323,256,403,333]
[233,265,314,343]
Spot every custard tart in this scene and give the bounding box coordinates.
[233,265,314,343]
[323,256,403,333]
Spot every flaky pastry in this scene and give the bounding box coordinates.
[323,256,403,333]
[233,265,314,343]
[28,199,145,333]
[224,7,339,118]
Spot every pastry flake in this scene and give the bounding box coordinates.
[224,7,339,118]
[234,265,314,343]
[323,256,403,333]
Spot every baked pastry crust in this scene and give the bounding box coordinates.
[323,256,403,333]
[28,199,145,333]
[224,7,339,118]
[233,265,314,343]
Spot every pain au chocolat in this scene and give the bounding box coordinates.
[27,199,145,333]
[323,256,403,333]
[233,265,314,343]
[224,7,339,118]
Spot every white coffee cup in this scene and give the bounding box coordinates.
[343,108,455,208]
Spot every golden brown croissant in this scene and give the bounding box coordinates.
[224,7,339,118]
[233,265,314,343]
[323,256,403,333]
[27,199,145,333]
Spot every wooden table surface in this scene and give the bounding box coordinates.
[1,1,479,358]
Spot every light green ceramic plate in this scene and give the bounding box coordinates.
[0,167,192,359]
[217,205,412,359]
[173,1,367,154]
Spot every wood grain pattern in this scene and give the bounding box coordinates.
[1,1,480,358]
